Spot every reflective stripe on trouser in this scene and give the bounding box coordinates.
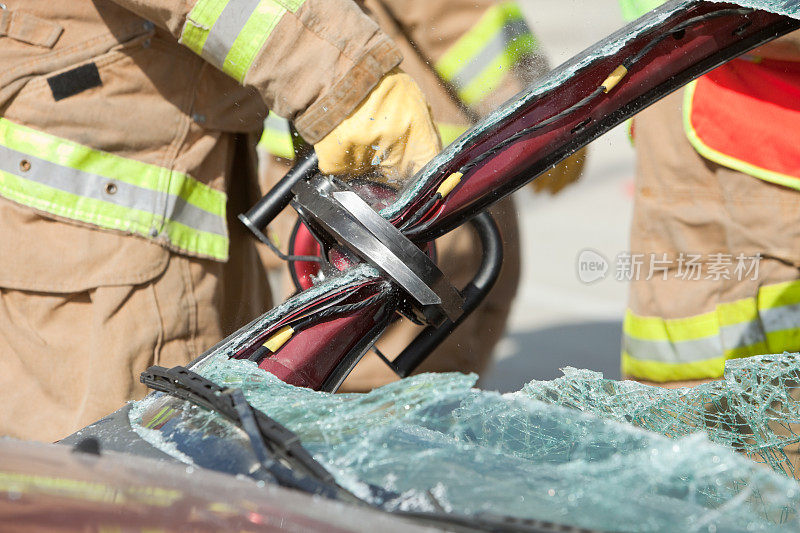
[179,0,305,83]
[433,2,538,106]
[258,112,469,158]
[623,280,800,382]
[0,118,229,261]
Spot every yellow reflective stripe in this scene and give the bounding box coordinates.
[165,218,228,261]
[281,0,304,9]
[624,308,719,342]
[223,1,286,82]
[618,0,668,22]
[0,118,228,260]
[181,0,302,83]
[623,279,800,381]
[683,81,800,193]
[0,168,228,261]
[717,297,758,328]
[437,123,469,147]
[258,111,295,159]
[258,127,295,159]
[759,279,800,309]
[622,351,729,382]
[435,2,538,105]
[457,34,537,105]
[625,285,800,343]
[180,0,228,56]
[724,341,769,359]
[0,168,155,237]
[0,118,225,217]
[436,2,525,81]
[766,329,800,352]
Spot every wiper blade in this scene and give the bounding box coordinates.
[396,511,606,533]
[140,365,354,501]
[141,367,603,531]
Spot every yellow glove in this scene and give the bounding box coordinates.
[314,69,441,186]
[529,147,587,195]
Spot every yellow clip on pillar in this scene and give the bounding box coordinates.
[264,326,294,352]
[436,172,463,198]
[602,65,628,93]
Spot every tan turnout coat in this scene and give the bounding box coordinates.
[0,0,401,441]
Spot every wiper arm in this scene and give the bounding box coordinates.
[140,365,354,501]
[141,366,605,531]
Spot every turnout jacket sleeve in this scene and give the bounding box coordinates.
[374,0,549,116]
[112,0,403,143]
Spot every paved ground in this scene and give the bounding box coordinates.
[479,1,637,391]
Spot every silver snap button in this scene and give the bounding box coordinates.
[19,160,31,172]
[104,182,117,195]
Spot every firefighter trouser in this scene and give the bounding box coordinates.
[624,91,800,385]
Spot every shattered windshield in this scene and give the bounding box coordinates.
[131,352,800,532]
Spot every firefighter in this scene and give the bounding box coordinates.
[618,1,800,387]
[257,0,586,391]
[0,0,441,441]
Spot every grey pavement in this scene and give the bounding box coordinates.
[479,2,636,391]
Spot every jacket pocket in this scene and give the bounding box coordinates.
[0,9,63,48]
[0,197,170,293]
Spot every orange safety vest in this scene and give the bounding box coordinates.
[683,57,800,191]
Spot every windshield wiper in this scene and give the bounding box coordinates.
[141,366,609,532]
[140,365,358,501]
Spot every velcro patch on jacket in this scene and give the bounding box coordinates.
[47,63,102,101]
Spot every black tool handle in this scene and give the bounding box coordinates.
[390,211,503,377]
[239,152,319,236]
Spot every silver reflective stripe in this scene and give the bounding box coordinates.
[0,145,226,237]
[449,19,531,90]
[162,191,226,236]
[624,303,800,364]
[720,319,765,350]
[623,334,723,364]
[624,321,768,364]
[203,0,262,67]
[264,112,291,135]
[762,303,800,333]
